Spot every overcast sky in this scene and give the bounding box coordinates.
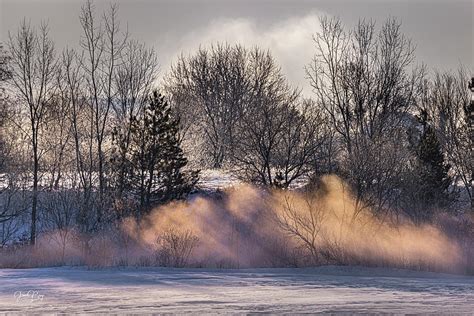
[1,0,472,94]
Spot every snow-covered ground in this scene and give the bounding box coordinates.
[196,169,241,192]
[0,266,473,314]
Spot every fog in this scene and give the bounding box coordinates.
[2,175,464,273]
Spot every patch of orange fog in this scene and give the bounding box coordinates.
[121,185,279,267]
[270,175,461,270]
[121,175,462,271]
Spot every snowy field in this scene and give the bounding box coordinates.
[0,266,473,314]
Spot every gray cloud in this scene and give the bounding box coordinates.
[2,0,472,93]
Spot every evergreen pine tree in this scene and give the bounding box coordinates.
[413,111,452,208]
[125,91,199,213]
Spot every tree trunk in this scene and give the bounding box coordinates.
[30,145,39,245]
[97,139,104,223]
[469,78,474,211]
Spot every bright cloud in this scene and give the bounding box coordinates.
[164,12,325,95]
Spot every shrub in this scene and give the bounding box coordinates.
[155,227,199,267]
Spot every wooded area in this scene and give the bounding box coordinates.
[0,1,472,271]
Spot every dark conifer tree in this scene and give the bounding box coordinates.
[413,111,453,209]
[113,91,198,215]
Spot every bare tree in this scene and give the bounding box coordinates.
[8,20,57,244]
[470,77,474,210]
[167,44,323,186]
[422,69,472,208]
[0,47,29,227]
[1,43,12,175]
[165,44,250,168]
[306,17,424,213]
[0,43,11,83]
[233,50,324,187]
[79,0,127,222]
[111,40,159,199]
[307,17,422,149]
[60,48,99,233]
[41,92,73,191]
[0,118,30,240]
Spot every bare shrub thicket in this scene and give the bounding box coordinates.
[272,175,466,271]
[275,194,325,264]
[155,227,199,267]
[0,190,29,246]
[41,190,80,263]
[434,212,474,274]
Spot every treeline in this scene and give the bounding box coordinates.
[0,2,472,248]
